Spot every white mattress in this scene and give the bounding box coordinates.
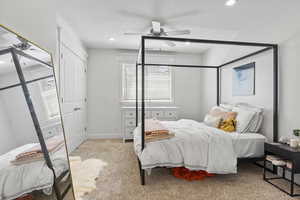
[229,132,266,158]
[134,121,266,167]
[0,144,69,200]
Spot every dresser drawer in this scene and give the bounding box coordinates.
[125,118,135,127]
[145,111,151,118]
[125,127,135,137]
[138,111,152,120]
[164,111,178,118]
[151,111,164,118]
[124,110,136,118]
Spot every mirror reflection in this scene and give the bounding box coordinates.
[0,26,75,200]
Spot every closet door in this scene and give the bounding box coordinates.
[60,44,87,152]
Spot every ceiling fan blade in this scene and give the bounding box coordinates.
[165,30,191,36]
[123,32,143,35]
[165,41,176,47]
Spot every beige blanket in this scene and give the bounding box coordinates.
[12,135,65,164]
[145,119,174,142]
[145,118,169,135]
[145,133,175,143]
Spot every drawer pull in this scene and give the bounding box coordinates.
[73,107,81,111]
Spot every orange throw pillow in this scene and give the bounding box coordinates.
[171,167,214,181]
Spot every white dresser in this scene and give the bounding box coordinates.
[121,106,179,141]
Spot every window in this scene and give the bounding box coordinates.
[122,64,173,102]
[40,78,60,119]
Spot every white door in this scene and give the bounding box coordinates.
[60,44,87,152]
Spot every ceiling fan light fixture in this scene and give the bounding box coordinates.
[225,0,237,6]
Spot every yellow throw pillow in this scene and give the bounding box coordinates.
[219,118,237,132]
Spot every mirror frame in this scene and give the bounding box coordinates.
[0,24,75,200]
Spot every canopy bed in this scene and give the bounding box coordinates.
[134,35,278,185]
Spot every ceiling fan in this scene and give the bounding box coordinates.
[124,21,191,47]
[0,32,36,51]
[13,37,33,51]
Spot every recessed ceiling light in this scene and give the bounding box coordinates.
[0,60,5,64]
[225,0,237,6]
[109,37,115,41]
[185,41,191,45]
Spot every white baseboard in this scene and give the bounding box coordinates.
[87,133,122,139]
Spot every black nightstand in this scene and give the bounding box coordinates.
[264,142,300,197]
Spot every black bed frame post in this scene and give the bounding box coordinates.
[140,36,146,185]
[273,45,279,142]
[10,48,63,200]
[217,67,220,106]
[135,62,138,127]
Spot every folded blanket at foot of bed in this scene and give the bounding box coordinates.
[145,118,168,134]
[11,135,65,165]
[145,119,174,142]
[145,133,175,143]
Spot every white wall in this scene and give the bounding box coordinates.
[57,15,87,61]
[0,67,61,149]
[0,0,56,55]
[278,32,300,140]
[0,98,17,154]
[201,29,300,142]
[87,49,203,138]
[220,52,273,140]
[201,47,274,140]
[199,68,217,121]
[173,54,203,121]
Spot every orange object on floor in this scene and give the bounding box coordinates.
[15,194,33,200]
[171,167,214,181]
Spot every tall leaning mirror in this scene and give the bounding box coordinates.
[0,25,75,200]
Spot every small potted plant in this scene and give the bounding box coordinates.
[293,129,300,139]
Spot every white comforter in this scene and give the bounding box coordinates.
[0,144,69,200]
[134,119,237,174]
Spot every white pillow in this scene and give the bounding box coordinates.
[211,105,231,112]
[204,114,222,128]
[232,107,256,133]
[220,103,235,111]
[235,103,264,133]
[254,114,263,132]
[235,103,263,114]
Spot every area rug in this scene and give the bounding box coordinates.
[69,156,107,200]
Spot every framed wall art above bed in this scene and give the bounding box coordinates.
[232,62,256,96]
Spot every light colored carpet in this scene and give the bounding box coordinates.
[69,139,298,200]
